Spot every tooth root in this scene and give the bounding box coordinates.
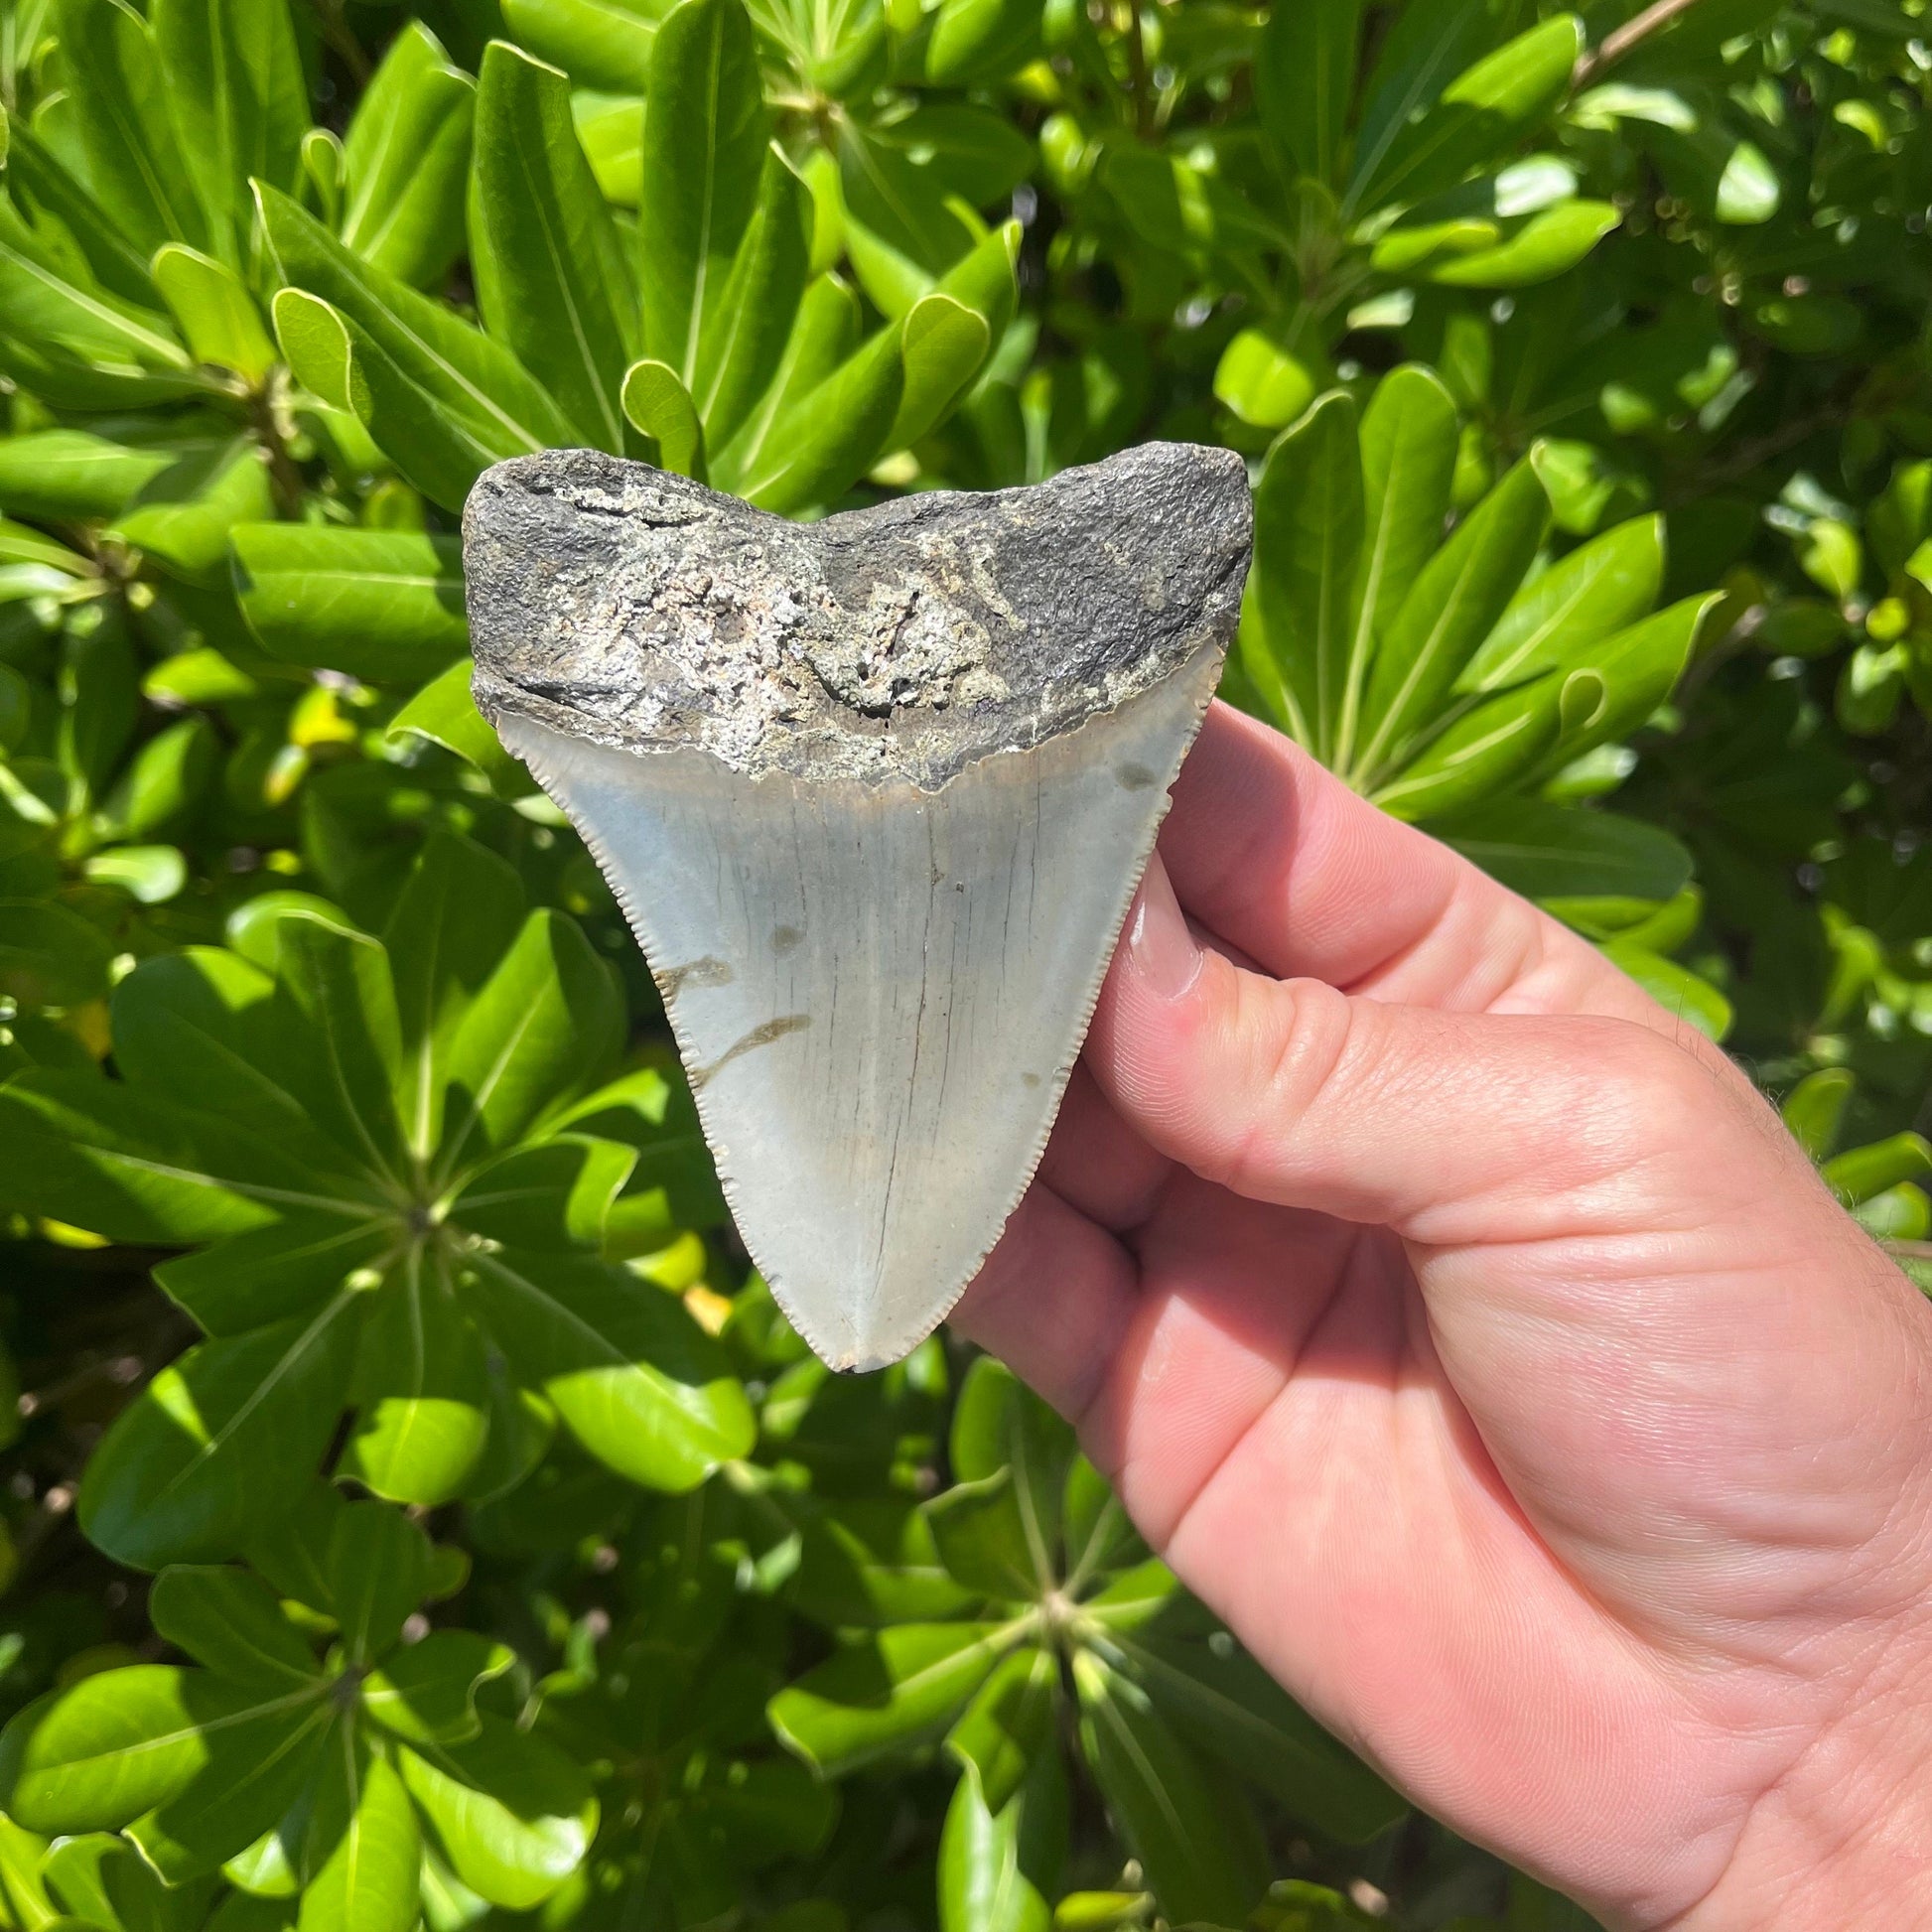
[496,644,1220,1370]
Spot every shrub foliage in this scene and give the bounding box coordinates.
[0,0,1927,1927]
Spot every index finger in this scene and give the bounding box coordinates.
[1162,703,1660,1025]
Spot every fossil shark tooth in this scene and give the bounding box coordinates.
[465,444,1251,1371]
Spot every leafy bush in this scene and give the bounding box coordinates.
[0,0,1927,1928]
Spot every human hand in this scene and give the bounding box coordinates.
[953,702,1932,1930]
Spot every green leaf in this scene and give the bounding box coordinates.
[0,430,178,520]
[791,1498,980,1629]
[127,1692,332,1884]
[0,1665,318,1835]
[1109,1633,1404,1844]
[1782,1067,1854,1162]
[710,271,861,490]
[1460,515,1663,694]
[298,1735,420,1932]
[922,0,1043,86]
[43,1830,210,1930]
[0,898,114,1008]
[341,23,476,291]
[386,656,526,790]
[0,201,193,389]
[343,1256,492,1505]
[77,1299,360,1569]
[440,907,622,1170]
[449,1135,635,1249]
[1423,199,1620,287]
[1334,363,1459,770]
[259,183,578,471]
[1354,458,1549,784]
[55,0,205,255]
[328,1500,433,1663]
[112,440,275,585]
[621,358,707,479]
[1439,799,1694,902]
[151,0,307,266]
[1823,1132,1932,1207]
[396,1716,596,1908]
[950,1356,1072,1559]
[81,842,187,905]
[109,949,372,1186]
[151,245,278,382]
[1255,0,1360,187]
[1598,941,1732,1040]
[768,1623,1017,1775]
[743,316,904,513]
[240,1482,345,1619]
[149,1567,323,1692]
[0,1068,347,1244]
[1352,16,1584,214]
[1368,673,1564,820]
[2,109,158,305]
[925,1469,1040,1602]
[945,1644,1057,1814]
[360,1631,512,1747]
[231,524,468,683]
[271,912,407,1176]
[1247,389,1363,759]
[462,1245,755,1487]
[383,832,525,1161]
[1072,1652,1269,1928]
[1716,138,1779,223]
[472,40,637,452]
[97,713,217,840]
[502,0,670,91]
[838,104,1031,308]
[889,222,1018,451]
[938,1747,1063,1932]
[1213,328,1319,432]
[687,143,810,451]
[1531,594,1711,776]
[270,287,503,513]
[157,1214,389,1336]
[637,0,768,386]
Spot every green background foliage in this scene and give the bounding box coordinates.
[0,0,1926,1926]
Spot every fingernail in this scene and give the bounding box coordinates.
[1125,856,1201,1001]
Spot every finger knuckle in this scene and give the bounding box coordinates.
[1210,975,1357,1198]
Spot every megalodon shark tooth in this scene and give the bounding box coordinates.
[465,444,1251,1370]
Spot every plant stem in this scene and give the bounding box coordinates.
[1574,0,1704,89]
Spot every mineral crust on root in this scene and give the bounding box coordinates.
[468,445,1252,1368]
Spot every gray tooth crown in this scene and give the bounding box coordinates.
[467,445,1252,1370]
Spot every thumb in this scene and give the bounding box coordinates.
[1086,854,1801,1253]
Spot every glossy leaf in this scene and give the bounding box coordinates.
[472,40,637,451]
[1354,458,1550,783]
[1248,390,1362,759]
[78,1300,361,1569]
[1072,1652,1268,1928]
[637,0,768,384]
[341,22,476,290]
[462,1245,755,1486]
[299,1736,420,1932]
[361,1631,512,1746]
[769,1623,1018,1774]
[149,1567,323,1692]
[232,524,468,682]
[396,1717,596,1908]
[152,0,307,265]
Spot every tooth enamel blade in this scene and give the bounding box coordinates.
[465,444,1252,1370]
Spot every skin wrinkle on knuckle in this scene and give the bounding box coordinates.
[1211,974,1356,1201]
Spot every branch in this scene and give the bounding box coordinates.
[1574,0,1704,89]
